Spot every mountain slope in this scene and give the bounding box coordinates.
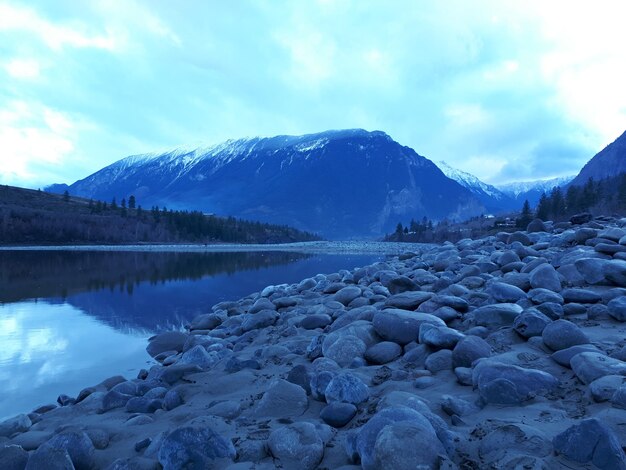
[496,175,575,206]
[570,130,626,186]
[61,129,483,238]
[436,161,515,213]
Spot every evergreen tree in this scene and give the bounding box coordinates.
[550,187,566,219]
[128,195,136,209]
[516,199,533,228]
[566,185,581,213]
[63,190,70,202]
[536,192,550,220]
[111,198,118,210]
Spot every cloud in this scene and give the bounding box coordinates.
[1,0,625,189]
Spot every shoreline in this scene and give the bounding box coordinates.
[0,240,429,255]
[1,220,626,468]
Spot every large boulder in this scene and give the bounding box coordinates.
[320,402,357,428]
[334,286,362,305]
[268,422,324,470]
[352,406,446,470]
[419,324,464,350]
[0,445,29,470]
[472,304,523,328]
[364,341,402,365]
[324,335,367,367]
[513,309,552,338]
[488,282,527,303]
[472,360,558,404]
[452,335,491,368]
[607,296,626,321]
[553,419,626,469]
[372,309,444,345]
[570,352,626,384]
[40,430,95,470]
[324,373,370,405]
[255,379,308,418]
[529,264,562,292]
[146,331,188,358]
[384,291,433,310]
[157,426,236,470]
[541,319,590,351]
[0,414,31,438]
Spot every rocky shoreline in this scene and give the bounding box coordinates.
[2,216,626,469]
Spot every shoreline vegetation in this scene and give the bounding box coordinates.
[0,185,319,245]
[1,214,626,468]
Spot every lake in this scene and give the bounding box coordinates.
[0,249,384,420]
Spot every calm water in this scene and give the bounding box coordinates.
[0,250,382,420]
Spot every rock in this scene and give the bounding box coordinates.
[590,375,626,402]
[0,444,29,470]
[452,335,491,368]
[268,422,324,470]
[163,389,183,411]
[472,303,523,328]
[300,314,332,330]
[535,302,564,320]
[611,385,626,409]
[488,282,527,302]
[255,379,308,417]
[385,276,418,294]
[553,419,626,469]
[384,291,433,310]
[125,397,162,414]
[561,288,601,304]
[425,349,453,373]
[189,313,222,331]
[306,335,324,360]
[575,258,626,286]
[334,286,362,305]
[249,297,276,313]
[472,360,558,404]
[599,227,626,242]
[324,335,367,367]
[551,344,603,368]
[541,319,590,351]
[25,447,74,470]
[372,309,445,345]
[528,288,563,304]
[325,373,370,405]
[364,342,402,365]
[146,331,188,358]
[159,364,202,385]
[419,324,465,350]
[320,402,357,428]
[570,352,626,384]
[41,430,95,470]
[241,310,278,332]
[101,390,133,412]
[178,344,218,369]
[527,219,547,233]
[513,309,552,338]
[287,365,313,395]
[529,263,562,292]
[607,296,626,321]
[507,232,531,245]
[440,395,480,416]
[0,415,31,438]
[570,213,592,224]
[158,426,236,470]
[354,406,445,470]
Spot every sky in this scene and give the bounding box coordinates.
[2,0,626,189]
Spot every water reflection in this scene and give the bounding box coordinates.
[0,250,383,419]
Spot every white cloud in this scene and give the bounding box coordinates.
[5,58,40,79]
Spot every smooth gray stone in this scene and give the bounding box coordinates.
[40,430,95,470]
[535,302,564,320]
[189,313,222,331]
[256,379,308,417]
[320,402,357,428]
[472,303,523,328]
[513,309,552,338]
[384,291,433,310]
[607,296,626,321]
[334,286,362,305]
[158,426,236,470]
[478,423,552,464]
[241,310,278,332]
[553,419,626,469]
[324,335,367,367]
[542,319,589,351]
[125,397,162,414]
[163,389,183,411]
[287,365,313,395]
[354,406,445,470]
[611,385,626,409]
[25,447,74,470]
[372,309,444,345]
[452,336,491,368]
[570,352,626,384]
[0,415,31,438]
[425,349,453,373]
[248,297,276,313]
[529,263,562,292]
[551,344,602,368]
[528,288,563,304]
[146,331,188,358]
[178,345,218,369]
[472,360,558,405]
[590,375,626,402]
[364,342,402,365]
[488,282,527,303]
[325,373,369,405]
[268,422,324,470]
[440,395,480,416]
[0,444,29,470]
[419,324,464,350]
[300,314,332,330]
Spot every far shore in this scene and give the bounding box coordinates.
[0,240,429,255]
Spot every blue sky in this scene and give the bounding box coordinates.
[2,0,626,189]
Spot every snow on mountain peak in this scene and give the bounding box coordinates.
[436,161,505,199]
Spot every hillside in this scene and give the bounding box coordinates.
[52,129,483,238]
[0,185,318,245]
[571,130,626,186]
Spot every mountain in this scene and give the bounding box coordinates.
[496,175,575,206]
[436,161,515,213]
[57,129,483,238]
[570,130,626,186]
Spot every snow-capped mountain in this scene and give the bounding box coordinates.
[435,161,516,213]
[57,129,484,238]
[496,175,575,205]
